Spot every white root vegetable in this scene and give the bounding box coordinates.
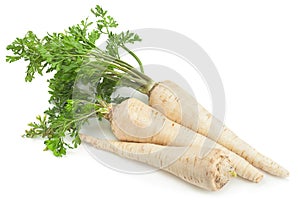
[8,4,288,178]
[80,134,233,191]
[109,98,263,183]
[148,80,289,177]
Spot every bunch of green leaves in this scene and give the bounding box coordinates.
[25,99,110,156]
[6,5,145,156]
[106,31,143,72]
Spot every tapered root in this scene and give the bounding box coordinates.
[109,98,264,182]
[80,134,233,191]
[149,80,289,177]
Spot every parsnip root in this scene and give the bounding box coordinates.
[109,98,263,182]
[148,80,289,177]
[80,134,233,191]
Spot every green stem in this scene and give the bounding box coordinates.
[87,59,146,84]
[121,45,144,73]
[86,62,148,86]
[61,49,155,95]
[93,49,149,81]
[60,107,108,135]
[118,79,148,93]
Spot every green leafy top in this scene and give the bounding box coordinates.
[6,5,154,156]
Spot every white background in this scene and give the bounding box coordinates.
[0,0,299,199]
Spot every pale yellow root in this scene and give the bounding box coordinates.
[80,134,233,191]
[148,80,289,177]
[110,98,263,183]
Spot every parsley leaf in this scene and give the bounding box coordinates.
[6,5,153,156]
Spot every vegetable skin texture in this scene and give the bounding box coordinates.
[80,134,233,191]
[109,98,263,183]
[148,80,289,177]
